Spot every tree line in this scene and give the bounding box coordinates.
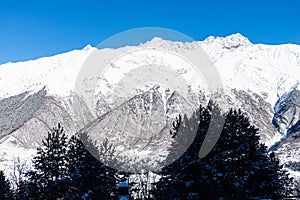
[0,102,299,199]
[1,124,126,200]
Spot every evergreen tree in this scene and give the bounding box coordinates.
[14,179,28,200]
[66,132,120,199]
[22,124,124,199]
[0,170,13,200]
[27,123,69,199]
[153,104,293,199]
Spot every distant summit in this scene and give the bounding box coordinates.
[203,33,252,49]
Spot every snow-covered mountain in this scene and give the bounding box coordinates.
[0,33,300,177]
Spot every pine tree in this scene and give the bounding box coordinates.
[14,179,28,200]
[66,132,120,199]
[66,132,101,199]
[27,123,69,199]
[23,124,124,199]
[153,104,293,199]
[153,104,213,199]
[0,170,13,200]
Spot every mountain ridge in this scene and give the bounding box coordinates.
[0,33,300,178]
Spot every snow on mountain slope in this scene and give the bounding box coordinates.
[0,47,93,98]
[201,34,300,105]
[0,33,300,177]
[1,33,299,107]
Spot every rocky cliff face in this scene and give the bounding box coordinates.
[271,88,300,176]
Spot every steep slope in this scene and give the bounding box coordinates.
[0,33,300,177]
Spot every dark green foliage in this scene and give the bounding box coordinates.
[18,124,122,199]
[13,179,29,200]
[153,103,293,199]
[66,132,119,199]
[26,123,69,199]
[0,170,13,200]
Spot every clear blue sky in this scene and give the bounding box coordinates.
[0,0,299,64]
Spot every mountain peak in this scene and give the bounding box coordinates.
[225,33,252,45]
[226,33,249,40]
[203,33,252,49]
[82,44,94,51]
[144,37,171,47]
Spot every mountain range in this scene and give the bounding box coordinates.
[0,33,299,178]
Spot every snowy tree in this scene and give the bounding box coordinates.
[27,123,69,199]
[65,132,120,199]
[20,124,125,199]
[153,104,293,199]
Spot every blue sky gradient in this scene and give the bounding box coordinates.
[0,0,299,64]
